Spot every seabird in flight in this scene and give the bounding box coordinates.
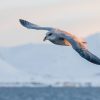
[19,19,100,65]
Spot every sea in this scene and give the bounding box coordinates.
[0,87,100,100]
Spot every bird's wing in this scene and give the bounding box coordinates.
[19,19,54,31]
[61,33,100,65]
[63,31,88,47]
[77,49,100,65]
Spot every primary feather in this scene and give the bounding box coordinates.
[19,19,53,31]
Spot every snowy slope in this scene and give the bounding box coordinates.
[0,58,31,83]
[0,33,100,84]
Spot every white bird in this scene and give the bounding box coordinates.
[19,19,100,65]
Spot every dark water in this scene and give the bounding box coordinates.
[0,87,100,100]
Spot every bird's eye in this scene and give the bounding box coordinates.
[48,33,52,36]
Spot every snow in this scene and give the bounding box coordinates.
[0,33,100,85]
[0,58,31,83]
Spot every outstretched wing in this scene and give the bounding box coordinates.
[19,19,54,31]
[62,33,100,65]
[77,48,100,65]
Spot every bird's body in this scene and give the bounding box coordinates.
[49,38,65,46]
[45,30,66,46]
[44,29,87,49]
[19,19,100,65]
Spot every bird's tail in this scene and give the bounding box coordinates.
[79,38,87,49]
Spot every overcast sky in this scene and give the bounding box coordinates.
[0,0,100,46]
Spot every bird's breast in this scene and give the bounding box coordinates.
[49,38,65,46]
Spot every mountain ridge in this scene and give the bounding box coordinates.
[0,33,100,85]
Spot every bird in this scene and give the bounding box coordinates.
[19,19,100,65]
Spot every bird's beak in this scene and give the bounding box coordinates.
[43,36,47,41]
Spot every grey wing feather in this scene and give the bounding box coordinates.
[62,33,100,65]
[19,19,53,31]
[76,48,100,65]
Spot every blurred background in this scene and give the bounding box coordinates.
[0,0,100,87]
[0,0,100,46]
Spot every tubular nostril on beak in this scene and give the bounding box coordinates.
[43,36,47,41]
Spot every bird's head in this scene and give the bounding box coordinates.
[43,32,56,41]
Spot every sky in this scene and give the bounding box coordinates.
[0,0,100,46]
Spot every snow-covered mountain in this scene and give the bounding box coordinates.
[0,58,31,83]
[0,33,100,85]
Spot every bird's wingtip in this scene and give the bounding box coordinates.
[19,19,29,27]
[19,19,25,24]
[19,19,22,21]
